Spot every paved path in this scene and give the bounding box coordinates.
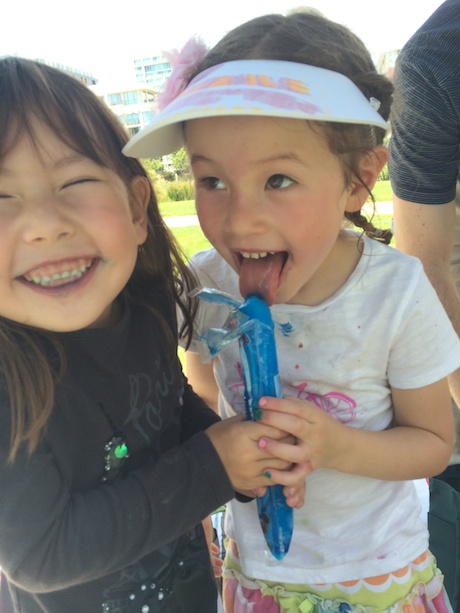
[165,214,201,228]
[164,201,393,228]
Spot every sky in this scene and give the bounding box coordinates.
[2,0,446,88]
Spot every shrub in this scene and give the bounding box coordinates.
[150,176,168,203]
[166,180,195,202]
[162,171,176,182]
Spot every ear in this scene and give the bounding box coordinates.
[130,176,150,245]
[345,145,389,213]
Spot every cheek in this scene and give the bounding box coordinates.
[292,190,346,228]
[87,198,136,233]
[285,202,343,252]
[198,217,219,246]
[195,201,221,240]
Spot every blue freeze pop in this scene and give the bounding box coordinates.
[194,289,293,560]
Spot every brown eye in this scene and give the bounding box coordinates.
[267,174,294,189]
[200,176,225,190]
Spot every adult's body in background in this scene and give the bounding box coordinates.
[389,1,460,609]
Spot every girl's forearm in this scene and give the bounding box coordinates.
[324,424,453,480]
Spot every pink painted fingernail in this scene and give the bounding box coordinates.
[258,437,267,449]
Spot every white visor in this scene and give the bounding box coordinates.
[123,59,389,159]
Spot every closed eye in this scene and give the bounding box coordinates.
[62,177,99,189]
[266,174,295,189]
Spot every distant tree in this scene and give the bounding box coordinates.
[142,157,164,180]
[170,148,190,177]
[163,171,176,182]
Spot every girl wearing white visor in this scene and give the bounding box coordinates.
[124,9,460,613]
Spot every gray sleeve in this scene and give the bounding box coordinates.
[389,54,460,204]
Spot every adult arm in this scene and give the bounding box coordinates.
[390,43,460,404]
[393,197,460,406]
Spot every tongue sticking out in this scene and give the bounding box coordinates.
[239,252,285,306]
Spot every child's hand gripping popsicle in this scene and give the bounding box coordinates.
[193,288,293,560]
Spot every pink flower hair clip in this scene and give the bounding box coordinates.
[158,36,209,110]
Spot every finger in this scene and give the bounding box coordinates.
[259,395,315,417]
[258,411,310,440]
[265,458,293,471]
[283,472,308,509]
[239,468,281,489]
[211,557,223,578]
[245,420,288,441]
[258,436,308,464]
[266,462,313,487]
[252,485,267,497]
[284,490,305,509]
[288,461,313,480]
[290,496,305,509]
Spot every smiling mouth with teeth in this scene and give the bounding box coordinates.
[22,258,94,288]
[239,251,276,259]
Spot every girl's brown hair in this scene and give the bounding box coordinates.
[0,57,197,461]
[186,9,394,242]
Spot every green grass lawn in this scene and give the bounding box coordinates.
[160,200,196,217]
[371,180,392,203]
[170,226,211,259]
[159,180,393,218]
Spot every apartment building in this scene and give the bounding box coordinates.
[133,53,172,91]
[93,86,158,137]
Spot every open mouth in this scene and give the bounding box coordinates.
[22,258,95,289]
[238,251,288,305]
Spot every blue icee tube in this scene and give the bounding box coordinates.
[193,288,293,560]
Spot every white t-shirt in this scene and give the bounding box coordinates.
[186,235,460,584]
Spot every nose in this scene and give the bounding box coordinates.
[21,198,75,244]
[225,191,266,237]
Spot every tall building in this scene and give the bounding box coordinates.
[92,85,158,137]
[133,54,172,91]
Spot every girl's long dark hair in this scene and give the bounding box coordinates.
[0,57,198,461]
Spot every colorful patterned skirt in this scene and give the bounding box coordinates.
[222,539,453,613]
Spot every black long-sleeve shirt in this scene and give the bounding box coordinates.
[0,302,233,612]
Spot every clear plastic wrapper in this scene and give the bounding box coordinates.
[194,288,293,560]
